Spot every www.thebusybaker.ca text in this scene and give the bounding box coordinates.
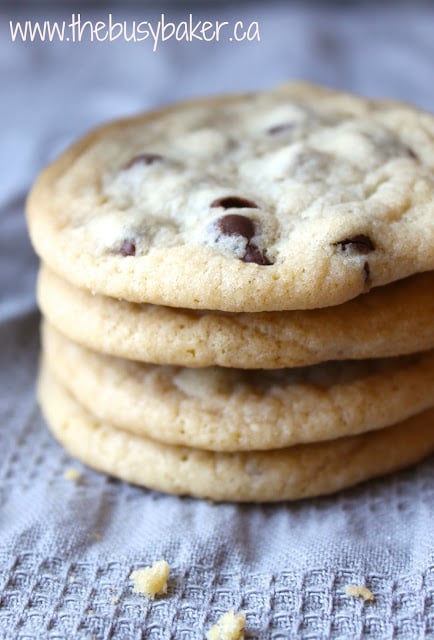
[9,13,261,51]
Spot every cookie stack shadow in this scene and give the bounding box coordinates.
[37,265,434,502]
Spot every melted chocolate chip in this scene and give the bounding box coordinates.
[243,244,272,265]
[214,214,273,266]
[119,239,136,256]
[124,153,163,169]
[210,196,258,210]
[335,234,375,255]
[216,214,255,240]
[363,261,371,285]
[405,147,418,160]
[267,122,295,135]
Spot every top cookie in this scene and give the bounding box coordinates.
[27,82,434,311]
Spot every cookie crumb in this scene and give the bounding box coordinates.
[63,467,81,483]
[345,585,375,602]
[94,533,102,541]
[206,609,246,640]
[111,596,119,605]
[130,560,170,599]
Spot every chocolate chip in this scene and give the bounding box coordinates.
[405,147,418,160]
[267,122,295,135]
[363,261,371,285]
[119,239,136,256]
[124,153,163,169]
[210,196,258,210]
[213,214,273,266]
[216,214,255,240]
[243,244,272,265]
[335,234,375,255]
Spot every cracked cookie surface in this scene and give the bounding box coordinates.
[27,83,434,311]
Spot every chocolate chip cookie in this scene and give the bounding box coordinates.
[43,322,434,452]
[38,362,434,502]
[27,83,434,312]
[39,265,434,369]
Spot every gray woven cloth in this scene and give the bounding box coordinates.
[1,4,434,638]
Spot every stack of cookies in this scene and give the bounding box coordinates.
[26,83,434,502]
